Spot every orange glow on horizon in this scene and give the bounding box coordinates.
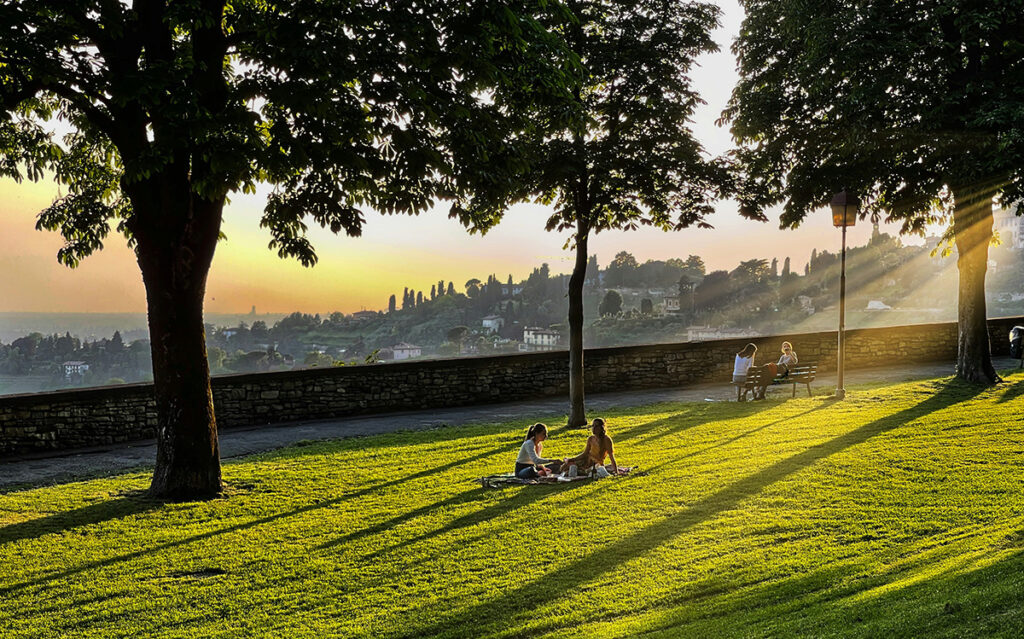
[0,175,920,315]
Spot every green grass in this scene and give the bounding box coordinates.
[3,371,1024,638]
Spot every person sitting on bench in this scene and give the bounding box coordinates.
[777,341,798,375]
[515,423,562,479]
[733,343,757,401]
[754,341,798,399]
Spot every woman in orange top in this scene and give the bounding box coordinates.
[564,418,618,476]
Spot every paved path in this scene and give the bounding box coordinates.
[2,358,1018,491]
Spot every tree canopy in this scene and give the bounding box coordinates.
[1,0,572,264]
[599,290,623,317]
[723,0,1024,382]
[453,0,728,242]
[0,0,577,496]
[723,0,1024,229]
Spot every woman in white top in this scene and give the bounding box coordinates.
[733,343,757,401]
[514,423,561,479]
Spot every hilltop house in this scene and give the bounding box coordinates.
[392,343,422,360]
[519,327,561,352]
[351,310,379,322]
[994,204,1024,249]
[481,315,505,333]
[797,295,815,314]
[62,361,89,378]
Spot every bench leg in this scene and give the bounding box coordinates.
[792,383,796,398]
[806,383,812,397]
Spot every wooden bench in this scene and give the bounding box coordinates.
[738,362,818,400]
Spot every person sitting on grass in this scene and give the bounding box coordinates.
[562,418,618,477]
[515,423,562,479]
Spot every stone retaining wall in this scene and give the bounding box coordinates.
[1,316,1021,456]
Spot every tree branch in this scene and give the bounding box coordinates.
[44,81,120,143]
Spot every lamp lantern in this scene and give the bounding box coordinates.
[830,190,859,227]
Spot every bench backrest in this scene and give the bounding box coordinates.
[743,362,817,384]
[787,364,817,382]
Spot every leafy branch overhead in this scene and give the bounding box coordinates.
[450,0,731,244]
[722,0,1024,231]
[0,0,576,267]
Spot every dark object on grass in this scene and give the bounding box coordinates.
[1010,326,1024,365]
[478,466,639,489]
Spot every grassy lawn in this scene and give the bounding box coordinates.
[3,371,1024,638]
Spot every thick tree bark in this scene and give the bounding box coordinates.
[567,220,589,428]
[133,189,224,499]
[952,187,1000,384]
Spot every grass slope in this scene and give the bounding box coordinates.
[2,371,1024,638]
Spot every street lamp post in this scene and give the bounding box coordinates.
[830,191,859,400]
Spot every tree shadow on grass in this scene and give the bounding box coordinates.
[995,375,1024,404]
[613,558,868,637]
[606,400,769,444]
[0,437,517,596]
[0,496,337,597]
[299,400,705,456]
[316,487,496,552]
[0,492,160,546]
[797,548,1024,637]
[642,403,832,474]
[545,400,780,467]
[394,379,986,639]
[353,480,595,563]
[633,536,1024,638]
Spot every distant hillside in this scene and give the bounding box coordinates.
[0,312,288,343]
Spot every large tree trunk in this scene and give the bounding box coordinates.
[567,221,589,428]
[952,187,1000,384]
[133,189,224,499]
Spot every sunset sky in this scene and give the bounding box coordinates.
[0,1,907,315]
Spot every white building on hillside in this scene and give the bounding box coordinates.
[994,203,1024,249]
[481,315,505,333]
[63,361,89,377]
[663,296,681,314]
[520,327,561,352]
[392,343,422,360]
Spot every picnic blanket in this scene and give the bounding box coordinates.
[478,466,641,489]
